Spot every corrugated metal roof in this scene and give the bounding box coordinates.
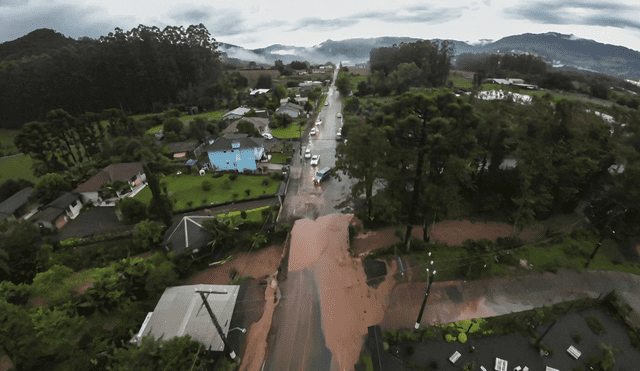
[139,284,240,351]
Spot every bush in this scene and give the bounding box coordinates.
[421,327,437,341]
[202,179,212,191]
[245,189,251,196]
[118,198,148,224]
[240,211,248,219]
[187,201,193,208]
[445,334,456,342]
[458,332,468,343]
[232,193,238,200]
[229,174,237,181]
[573,331,583,343]
[261,178,269,187]
[201,198,208,205]
[587,316,607,335]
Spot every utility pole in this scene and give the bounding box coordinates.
[195,289,237,360]
[415,256,435,329]
[585,208,624,269]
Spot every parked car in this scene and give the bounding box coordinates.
[313,167,331,185]
[325,101,329,106]
[262,133,273,140]
[310,155,320,166]
[310,128,316,136]
[337,113,342,118]
[304,149,312,159]
[336,132,342,140]
[316,118,322,125]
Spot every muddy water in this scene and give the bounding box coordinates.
[287,213,398,371]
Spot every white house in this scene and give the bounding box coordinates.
[32,192,82,230]
[74,162,146,204]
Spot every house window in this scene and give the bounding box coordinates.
[224,150,227,153]
[226,161,229,164]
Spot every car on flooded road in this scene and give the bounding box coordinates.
[310,155,320,166]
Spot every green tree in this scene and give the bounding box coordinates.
[133,220,165,250]
[256,74,273,89]
[30,265,75,307]
[336,71,352,96]
[203,215,243,252]
[33,173,71,205]
[144,163,173,226]
[163,117,184,135]
[1,220,41,284]
[107,335,203,371]
[118,197,149,224]
[237,120,260,136]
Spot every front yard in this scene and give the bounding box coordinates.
[271,123,304,139]
[133,173,281,211]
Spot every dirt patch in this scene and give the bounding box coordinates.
[188,244,284,285]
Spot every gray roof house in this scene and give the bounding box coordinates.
[31,192,82,230]
[0,187,34,223]
[162,215,216,255]
[276,102,304,118]
[222,107,252,120]
[166,140,201,158]
[130,284,240,353]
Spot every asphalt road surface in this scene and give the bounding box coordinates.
[263,69,348,371]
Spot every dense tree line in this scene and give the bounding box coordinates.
[369,40,453,88]
[0,24,223,129]
[336,85,640,252]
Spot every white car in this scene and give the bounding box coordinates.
[310,155,320,166]
[310,128,316,136]
[337,113,342,118]
[324,101,329,106]
[304,149,312,159]
[316,119,322,125]
[262,133,273,140]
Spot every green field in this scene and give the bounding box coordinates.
[0,154,36,182]
[222,206,270,223]
[271,123,303,139]
[448,76,473,88]
[145,125,163,135]
[134,173,280,210]
[179,110,224,124]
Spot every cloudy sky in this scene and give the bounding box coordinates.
[3,0,640,52]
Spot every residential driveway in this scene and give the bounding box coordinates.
[54,206,135,241]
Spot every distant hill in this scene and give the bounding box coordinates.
[0,29,79,62]
[220,32,640,79]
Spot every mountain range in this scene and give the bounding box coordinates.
[2,29,640,79]
[219,32,640,79]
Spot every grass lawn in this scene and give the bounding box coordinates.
[447,76,473,88]
[179,110,224,124]
[0,128,20,154]
[270,152,291,163]
[134,173,280,210]
[271,124,303,139]
[146,125,163,135]
[222,206,270,223]
[0,153,36,182]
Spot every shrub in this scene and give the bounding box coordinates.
[458,333,468,343]
[240,211,248,219]
[587,317,607,335]
[261,178,269,187]
[445,334,456,342]
[421,327,437,341]
[187,201,194,208]
[232,193,238,200]
[202,179,212,191]
[463,362,475,371]
[229,174,237,181]
[201,198,208,205]
[573,331,583,343]
[118,197,148,224]
[245,189,251,196]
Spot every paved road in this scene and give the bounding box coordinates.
[264,69,347,371]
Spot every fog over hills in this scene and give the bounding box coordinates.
[219,32,640,79]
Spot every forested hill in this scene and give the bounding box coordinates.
[0,28,79,61]
[0,25,223,130]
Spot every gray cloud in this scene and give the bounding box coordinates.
[289,17,356,32]
[502,1,640,30]
[0,0,30,7]
[170,7,247,37]
[355,6,464,24]
[0,2,116,42]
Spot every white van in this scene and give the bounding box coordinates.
[313,167,331,185]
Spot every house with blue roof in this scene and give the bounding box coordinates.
[205,133,265,172]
